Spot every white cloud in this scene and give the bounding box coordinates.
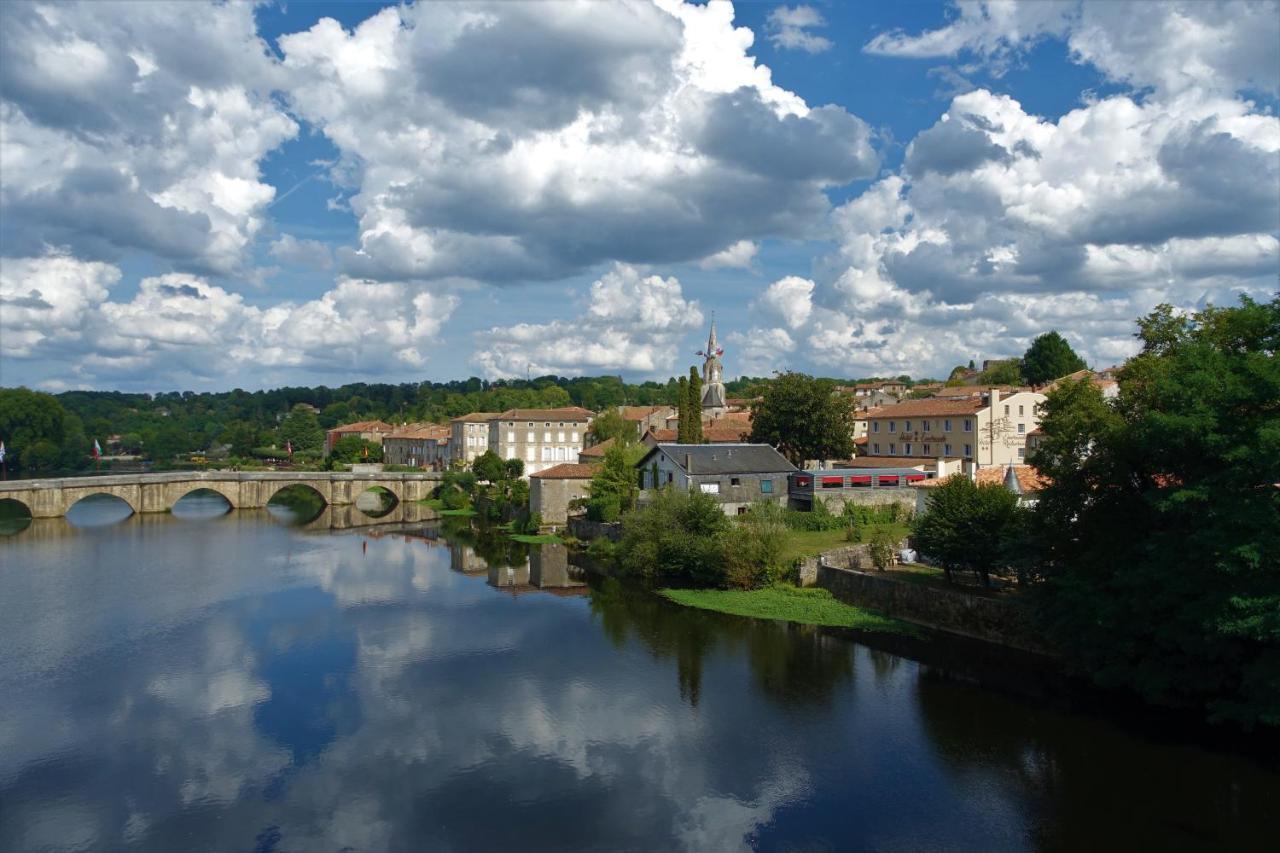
[269,234,334,270]
[1,254,457,388]
[753,276,814,330]
[864,1,1280,98]
[698,239,759,269]
[0,1,296,273]
[473,263,703,378]
[765,5,833,54]
[278,0,877,284]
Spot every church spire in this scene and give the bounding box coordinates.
[706,312,718,354]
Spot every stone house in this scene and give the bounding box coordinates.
[450,412,498,466]
[324,420,394,455]
[383,424,451,469]
[529,463,596,526]
[488,407,595,476]
[863,388,1047,468]
[636,443,797,516]
[616,406,677,440]
[578,437,614,464]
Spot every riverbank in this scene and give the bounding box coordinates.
[659,585,915,634]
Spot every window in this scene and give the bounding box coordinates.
[873,422,880,433]
[544,422,551,427]
[1018,447,1026,458]
[1004,405,1010,416]
[506,431,514,443]
[964,444,972,456]
[543,431,552,442]
[541,446,552,461]
[730,477,741,486]
[904,443,912,455]
[964,420,973,432]
[524,447,534,461]
[526,431,535,443]
[944,443,952,455]
[873,443,880,454]
[571,431,579,443]
[944,419,952,432]
[904,420,912,431]
[666,472,673,484]
[700,482,720,494]
[557,431,565,442]
[923,420,930,432]
[737,506,748,516]
[889,421,896,432]
[1018,405,1024,416]
[527,422,534,427]
[760,479,773,494]
[558,422,564,427]
[889,443,896,455]
[1017,423,1025,434]
[923,444,931,455]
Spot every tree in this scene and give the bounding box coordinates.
[0,388,68,473]
[504,457,524,479]
[332,435,382,463]
[1021,331,1087,385]
[748,372,854,466]
[619,487,729,583]
[471,450,506,483]
[588,409,632,445]
[677,376,691,442]
[586,441,646,521]
[911,475,1023,586]
[978,359,1022,386]
[688,366,704,443]
[1030,296,1280,726]
[280,404,323,453]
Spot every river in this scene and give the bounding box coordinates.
[0,492,1275,852]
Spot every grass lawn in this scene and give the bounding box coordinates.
[659,585,914,634]
[509,533,564,545]
[418,498,476,516]
[777,529,853,564]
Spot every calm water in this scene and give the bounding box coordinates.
[0,493,1276,852]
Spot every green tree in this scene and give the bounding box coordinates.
[1021,331,1087,385]
[586,441,646,521]
[220,420,259,458]
[471,450,506,483]
[619,487,729,584]
[1031,296,1280,726]
[332,435,382,463]
[280,404,323,453]
[588,408,633,445]
[978,359,1022,386]
[0,388,68,473]
[688,366,704,443]
[748,372,854,466]
[911,475,1023,586]
[504,457,524,480]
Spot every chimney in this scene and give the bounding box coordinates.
[990,387,1001,410]
[685,452,692,474]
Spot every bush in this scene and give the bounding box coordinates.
[721,502,789,588]
[618,488,729,583]
[783,499,846,532]
[441,486,470,510]
[867,527,897,571]
[587,494,621,522]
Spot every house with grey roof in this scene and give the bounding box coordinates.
[636,443,797,516]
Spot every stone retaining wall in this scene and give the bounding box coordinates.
[567,517,622,542]
[816,560,1052,656]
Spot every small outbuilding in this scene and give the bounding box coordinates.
[636,443,797,516]
[529,463,597,527]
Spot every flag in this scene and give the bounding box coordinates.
[0,441,6,463]
[362,445,368,458]
[285,440,293,458]
[92,439,102,460]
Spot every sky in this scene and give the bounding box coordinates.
[0,0,1276,393]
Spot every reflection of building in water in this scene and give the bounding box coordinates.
[529,543,585,590]
[487,560,530,593]
[450,543,490,574]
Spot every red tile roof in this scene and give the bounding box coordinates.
[450,412,499,423]
[530,463,598,479]
[495,407,595,421]
[578,437,615,457]
[617,406,672,421]
[865,398,985,417]
[328,420,394,433]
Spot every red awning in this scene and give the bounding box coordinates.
[820,476,844,486]
[849,475,872,485]
[905,473,926,481]
[877,475,899,485]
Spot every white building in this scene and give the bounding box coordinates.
[488,407,594,476]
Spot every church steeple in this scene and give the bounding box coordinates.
[706,317,718,356]
[698,315,726,416]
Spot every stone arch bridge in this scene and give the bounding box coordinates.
[0,471,444,519]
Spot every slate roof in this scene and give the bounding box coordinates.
[641,443,796,475]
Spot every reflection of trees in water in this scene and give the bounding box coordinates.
[913,670,1280,851]
[585,576,854,709]
[440,518,531,569]
[267,484,326,524]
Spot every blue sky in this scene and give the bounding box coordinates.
[1,1,1276,391]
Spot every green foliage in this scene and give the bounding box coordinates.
[749,371,854,465]
[470,450,506,483]
[677,376,692,443]
[688,366,703,443]
[1021,330,1087,385]
[588,408,631,444]
[1031,296,1280,726]
[0,387,74,473]
[783,499,846,532]
[978,359,1022,386]
[659,586,911,633]
[867,527,897,571]
[586,441,646,521]
[618,488,730,584]
[911,475,1025,586]
[504,457,524,480]
[721,502,788,588]
[331,435,382,462]
[279,403,324,453]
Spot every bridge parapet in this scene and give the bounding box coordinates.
[0,471,444,518]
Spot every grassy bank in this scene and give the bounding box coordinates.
[659,585,914,635]
[509,533,563,545]
[418,497,476,516]
[777,524,911,566]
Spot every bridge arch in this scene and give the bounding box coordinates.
[0,497,33,535]
[171,487,235,517]
[265,482,328,525]
[172,482,240,511]
[354,484,399,518]
[65,491,137,524]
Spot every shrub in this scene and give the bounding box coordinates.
[618,488,729,583]
[867,527,897,571]
[721,502,788,588]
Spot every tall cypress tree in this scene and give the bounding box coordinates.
[688,366,704,443]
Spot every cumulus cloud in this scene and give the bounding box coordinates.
[269,234,334,270]
[1,254,457,388]
[864,1,1280,97]
[698,239,759,269]
[0,1,295,273]
[765,6,833,54]
[278,0,877,284]
[473,263,703,378]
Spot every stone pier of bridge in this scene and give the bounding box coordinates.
[0,471,444,519]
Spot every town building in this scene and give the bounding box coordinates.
[862,388,1047,467]
[578,437,614,464]
[788,466,929,514]
[616,405,677,440]
[450,412,499,466]
[488,407,594,476]
[1037,368,1120,399]
[911,464,1049,515]
[383,424,451,469]
[324,420,394,455]
[636,443,797,516]
[529,463,597,526]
